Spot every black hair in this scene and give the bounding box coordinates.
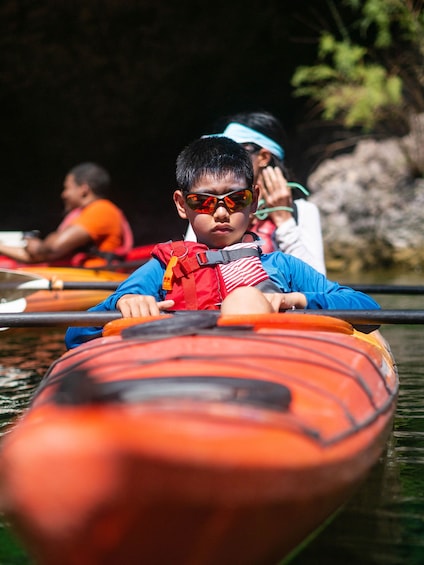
[223,111,287,168]
[176,136,254,193]
[221,110,305,199]
[228,111,287,151]
[68,162,111,197]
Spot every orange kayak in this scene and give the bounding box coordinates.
[12,267,126,312]
[0,243,155,272]
[0,312,398,565]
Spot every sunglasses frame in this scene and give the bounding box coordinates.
[184,187,254,215]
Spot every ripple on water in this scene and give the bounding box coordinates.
[0,366,40,434]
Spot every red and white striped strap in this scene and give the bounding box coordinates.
[217,242,269,294]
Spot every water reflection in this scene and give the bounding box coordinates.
[0,296,423,564]
[0,368,39,434]
[0,329,66,435]
[0,328,67,563]
[290,324,424,565]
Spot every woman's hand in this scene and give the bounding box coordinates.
[259,166,293,226]
[263,292,307,311]
[117,294,175,317]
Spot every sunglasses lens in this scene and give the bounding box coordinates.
[185,194,217,214]
[185,189,252,214]
[224,189,253,211]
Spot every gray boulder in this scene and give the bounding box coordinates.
[308,123,424,274]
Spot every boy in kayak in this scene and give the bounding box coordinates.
[185,110,326,274]
[66,136,380,348]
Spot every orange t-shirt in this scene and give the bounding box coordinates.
[66,199,133,267]
[72,199,124,253]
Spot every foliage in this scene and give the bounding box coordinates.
[291,0,424,133]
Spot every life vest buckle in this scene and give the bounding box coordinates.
[197,248,261,266]
[197,250,226,265]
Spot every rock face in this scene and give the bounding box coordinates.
[308,126,424,274]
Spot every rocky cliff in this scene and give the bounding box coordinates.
[308,119,424,274]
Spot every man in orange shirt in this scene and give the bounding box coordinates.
[0,162,133,267]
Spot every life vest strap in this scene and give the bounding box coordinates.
[169,241,199,309]
[197,247,261,266]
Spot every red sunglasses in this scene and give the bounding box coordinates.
[184,188,253,215]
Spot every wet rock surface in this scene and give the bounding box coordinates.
[308,121,424,274]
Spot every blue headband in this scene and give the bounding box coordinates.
[219,123,285,160]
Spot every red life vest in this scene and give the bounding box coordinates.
[250,202,299,253]
[52,209,134,267]
[152,240,271,311]
[250,219,276,253]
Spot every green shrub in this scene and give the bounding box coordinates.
[292,0,424,133]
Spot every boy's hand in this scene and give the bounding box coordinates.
[117,294,175,318]
[264,292,307,311]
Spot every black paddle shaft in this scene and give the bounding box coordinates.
[1,310,424,327]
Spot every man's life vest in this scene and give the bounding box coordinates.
[54,209,134,267]
[152,240,278,310]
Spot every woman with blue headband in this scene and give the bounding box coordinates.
[186,111,326,275]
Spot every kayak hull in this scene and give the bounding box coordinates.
[0,243,154,273]
[0,313,398,564]
[16,267,126,312]
[0,242,155,311]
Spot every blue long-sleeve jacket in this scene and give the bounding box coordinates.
[65,252,380,349]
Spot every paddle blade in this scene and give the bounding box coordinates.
[0,269,46,302]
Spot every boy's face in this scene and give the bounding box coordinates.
[174,173,259,248]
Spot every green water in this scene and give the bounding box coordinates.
[290,322,424,565]
[0,282,423,564]
[289,284,424,564]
